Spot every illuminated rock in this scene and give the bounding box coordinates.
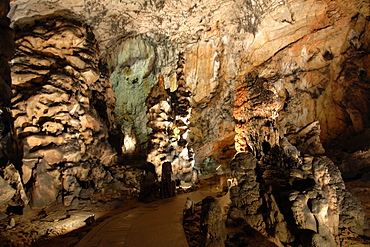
[1,0,370,245]
[10,16,116,208]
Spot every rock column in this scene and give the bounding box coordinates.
[146,54,194,182]
[146,74,173,178]
[234,72,281,158]
[230,70,368,246]
[11,15,116,207]
[169,53,194,181]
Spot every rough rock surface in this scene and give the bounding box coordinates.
[9,15,138,209]
[231,58,369,245]
[8,0,370,160]
[146,67,194,181]
[227,148,369,246]
[228,152,294,245]
[199,196,226,247]
[0,0,24,213]
[338,149,370,179]
[1,0,370,245]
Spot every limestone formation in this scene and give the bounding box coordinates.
[228,152,294,245]
[227,145,368,246]
[0,176,15,206]
[146,69,194,182]
[338,149,370,179]
[234,72,281,157]
[231,62,368,245]
[0,0,368,245]
[10,15,124,208]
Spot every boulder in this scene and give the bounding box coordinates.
[0,176,15,206]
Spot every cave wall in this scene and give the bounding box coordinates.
[232,70,368,245]
[3,1,370,241]
[104,33,178,154]
[8,1,370,160]
[8,14,142,208]
[0,0,26,211]
[242,0,370,150]
[228,2,370,245]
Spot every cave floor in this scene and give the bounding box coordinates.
[16,176,223,247]
[3,175,369,247]
[76,182,219,247]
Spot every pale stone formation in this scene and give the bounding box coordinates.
[146,71,193,181]
[107,34,159,152]
[8,0,370,159]
[10,15,118,208]
[234,72,281,157]
[0,176,15,206]
[232,61,368,245]
[228,152,294,245]
[3,0,370,245]
[228,148,368,246]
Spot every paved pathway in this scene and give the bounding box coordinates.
[76,186,218,247]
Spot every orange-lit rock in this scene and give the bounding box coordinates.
[184,41,220,104]
[1,0,370,245]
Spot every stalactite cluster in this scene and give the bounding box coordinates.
[146,53,194,182]
[0,0,369,246]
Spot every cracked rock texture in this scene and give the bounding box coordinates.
[9,15,138,209]
[1,0,370,245]
[227,147,368,246]
[9,0,370,157]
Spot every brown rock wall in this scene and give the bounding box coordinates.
[3,0,370,245]
[8,0,370,157]
[245,0,370,148]
[11,15,117,207]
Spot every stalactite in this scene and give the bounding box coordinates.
[146,53,194,183]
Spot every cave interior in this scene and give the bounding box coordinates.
[0,0,370,246]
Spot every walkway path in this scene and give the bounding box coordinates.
[76,185,218,247]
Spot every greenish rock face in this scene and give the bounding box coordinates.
[110,36,157,153]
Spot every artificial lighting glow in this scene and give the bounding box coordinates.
[122,134,136,154]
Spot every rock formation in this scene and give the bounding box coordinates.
[146,63,194,181]
[227,148,368,246]
[230,57,369,245]
[6,13,143,212]
[199,196,226,247]
[0,0,369,245]
[0,0,25,214]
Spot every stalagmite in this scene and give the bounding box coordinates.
[0,0,369,245]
